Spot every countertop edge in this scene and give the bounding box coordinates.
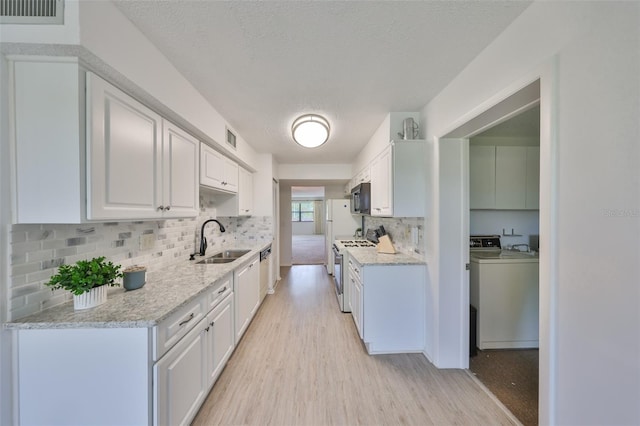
[4,241,273,330]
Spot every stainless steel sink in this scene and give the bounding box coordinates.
[195,249,251,265]
[210,249,251,259]
[197,257,236,264]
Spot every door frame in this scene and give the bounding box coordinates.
[434,61,556,424]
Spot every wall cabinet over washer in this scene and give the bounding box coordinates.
[10,59,199,223]
[469,145,539,210]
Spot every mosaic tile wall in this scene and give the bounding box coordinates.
[362,216,425,258]
[8,193,273,320]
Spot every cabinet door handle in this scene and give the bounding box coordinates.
[205,326,210,332]
[179,313,194,326]
[157,205,165,211]
[217,286,227,294]
[210,321,214,327]
[164,206,171,211]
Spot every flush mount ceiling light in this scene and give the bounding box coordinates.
[291,114,330,148]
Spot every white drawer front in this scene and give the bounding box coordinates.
[207,274,233,312]
[153,297,205,361]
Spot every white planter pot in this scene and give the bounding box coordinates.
[73,286,107,310]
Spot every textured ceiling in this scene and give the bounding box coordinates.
[112,0,531,164]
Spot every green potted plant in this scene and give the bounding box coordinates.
[46,256,123,310]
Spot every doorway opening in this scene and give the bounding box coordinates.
[291,186,325,265]
[437,76,550,424]
[467,105,540,426]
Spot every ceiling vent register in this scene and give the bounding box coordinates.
[1,0,63,24]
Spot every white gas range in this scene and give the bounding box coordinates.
[332,239,376,312]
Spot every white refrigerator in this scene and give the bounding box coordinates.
[325,199,360,274]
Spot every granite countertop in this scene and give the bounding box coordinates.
[5,241,272,330]
[335,241,426,266]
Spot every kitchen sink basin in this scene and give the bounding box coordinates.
[195,249,251,265]
[196,257,236,264]
[210,249,251,259]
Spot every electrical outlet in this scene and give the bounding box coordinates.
[139,234,155,251]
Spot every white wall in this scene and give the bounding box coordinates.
[292,222,315,235]
[353,112,420,173]
[421,2,640,424]
[279,185,292,266]
[252,153,275,217]
[470,210,539,248]
[76,1,257,169]
[277,163,351,180]
[0,52,13,426]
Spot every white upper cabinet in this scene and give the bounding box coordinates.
[87,73,199,220]
[216,166,254,217]
[162,122,200,218]
[525,147,540,209]
[200,144,239,193]
[11,59,86,223]
[469,146,496,209]
[369,141,426,217]
[370,147,393,217]
[238,167,254,216]
[469,144,539,210]
[10,59,199,223]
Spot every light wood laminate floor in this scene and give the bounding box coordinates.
[192,265,516,425]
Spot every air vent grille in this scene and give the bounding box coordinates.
[1,0,63,24]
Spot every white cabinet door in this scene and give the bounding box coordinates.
[206,293,235,387]
[353,276,363,339]
[234,256,260,343]
[200,144,238,193]
[371,147,393,216]
[154,322,207,426]
[200,144,225,190]
[12,60,86,224]
[162,121,199,217]
[238,167,254,216]
[525,147,540,209]
[469,145,497,209]
[223,157,239,193]
[495,146,527,209]
[87,73,163,220]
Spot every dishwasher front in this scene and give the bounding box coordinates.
[259,244,272,301]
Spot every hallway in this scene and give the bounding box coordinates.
[192,265,516,425]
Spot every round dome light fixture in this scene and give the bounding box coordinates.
[291,114,330,148]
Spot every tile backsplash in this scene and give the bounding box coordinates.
[9,193,273,321]
[363,216,425,258]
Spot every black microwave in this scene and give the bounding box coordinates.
[350,183,371,215]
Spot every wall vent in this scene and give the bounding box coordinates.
[0,0,63,24]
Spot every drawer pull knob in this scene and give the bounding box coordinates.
[179,313,195,326]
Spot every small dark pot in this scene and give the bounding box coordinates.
[123,269,146,291]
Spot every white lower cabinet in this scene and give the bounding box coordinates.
[207,293,235,385]
[348,258,363,339]
[349,257,425,354]
[234,255,260,343]
[15,274,240,426]
[154,320,208,426]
